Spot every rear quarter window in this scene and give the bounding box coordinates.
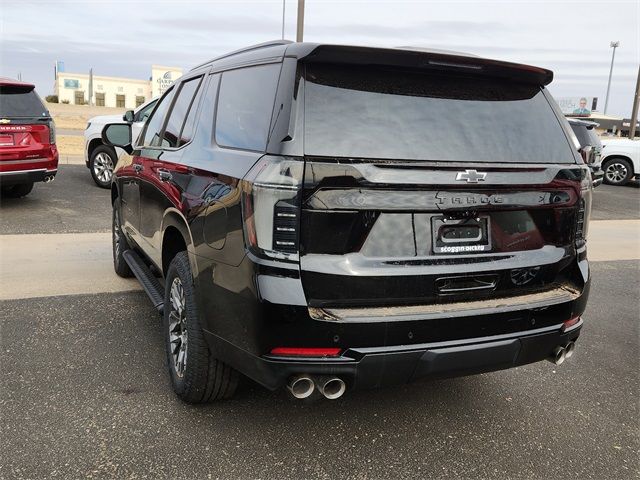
[0,86,48,118]
[215,63,281,151]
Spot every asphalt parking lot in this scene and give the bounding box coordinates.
[1,165,639,479]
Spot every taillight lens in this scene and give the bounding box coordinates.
[241,156,303,261]
[48,120,56,144]
[575,167,591,247]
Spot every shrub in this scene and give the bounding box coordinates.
[45,95,59,103]
[61,99,70,104]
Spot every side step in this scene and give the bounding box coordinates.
[123,250,165,314]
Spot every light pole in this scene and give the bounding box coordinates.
[604,41,620,115]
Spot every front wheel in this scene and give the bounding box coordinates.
[90,146,116,189]
[603,157,633,186]
[163,251,238,403]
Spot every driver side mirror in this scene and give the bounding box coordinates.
[102,123,133,154]
[123,110,135,123]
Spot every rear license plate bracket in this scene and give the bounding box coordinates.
[431,216,491,254]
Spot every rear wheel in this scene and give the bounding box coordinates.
[163,251,238,403]
[1,182,34,198]
[603,157,633,186]
[90,146,116,188]
[112,200,133,278]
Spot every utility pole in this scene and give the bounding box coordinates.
[629,66,640,139]
[281,0,286,39]
[296,0,305,42]
[604,41,620,115]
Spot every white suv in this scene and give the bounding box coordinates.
[84,98,157,188]
[600,138,640,186]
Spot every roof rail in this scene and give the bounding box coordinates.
[190,40,293,71]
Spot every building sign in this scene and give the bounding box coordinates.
[151,65,183,98]
[64,79,80,89]
[557,97,598,116]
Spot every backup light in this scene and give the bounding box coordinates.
[270,347,341,357]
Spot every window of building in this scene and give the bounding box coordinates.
[141,88,175,146]
[215,63,281,151]
[95,92,105,107]
[159,76,203,148]
[97,84,103,90]
[117,86,124,93]
[116,94,125,108]
[135,96,145,107]
[74,90,85,105]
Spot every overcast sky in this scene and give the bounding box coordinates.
[1,0,638,117]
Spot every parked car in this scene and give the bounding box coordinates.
[84,98,157,188]
[600,137,640,186]
[0,77,58,197]
[103,41,591,403]
[567,117,604,187]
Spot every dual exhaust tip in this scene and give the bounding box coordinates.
[548,341,576,365]
[287,374,346,400]
[43,175,55,183]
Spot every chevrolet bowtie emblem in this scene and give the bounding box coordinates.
[0,119,10,124]
[456,169,487,183]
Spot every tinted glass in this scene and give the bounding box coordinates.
[304,64,576,163]
[0,86,48,118]
[570,124,591,148]
[135,99,157,123]
[162,77,202,148]
[141,88,175,146]
[178,79,205,147]
[215,63,281,151]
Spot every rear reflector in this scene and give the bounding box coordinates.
[270,347,341,357]
[562,316,581,332]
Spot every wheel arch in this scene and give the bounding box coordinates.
[602,154,636,174]
[162,209,197,277]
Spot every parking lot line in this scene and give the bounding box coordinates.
[0,219,637,301]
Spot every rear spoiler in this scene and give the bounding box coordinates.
[288,44,553,86]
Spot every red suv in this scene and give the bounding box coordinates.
[0,78,58,197]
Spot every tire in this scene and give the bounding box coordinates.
[90,146,116,189]
[163,251,238,403]
[112,200,133,278]
[602,157,633,186]
[1,182,34,198]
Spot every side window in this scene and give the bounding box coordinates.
[161,76,203,148]
[141,88,175,147]
[134,99,158,123]
[215,63,281,151]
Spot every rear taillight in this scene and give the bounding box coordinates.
[241,155,303,261]
[575,167,591,247]
[48,120,56,144]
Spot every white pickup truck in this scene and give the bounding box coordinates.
[600,138,640,186]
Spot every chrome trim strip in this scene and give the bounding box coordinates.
[0,168,46,176]
[310,284,582,323]
[0,157,50,166]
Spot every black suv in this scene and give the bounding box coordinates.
[568,117,604,187]
[104,42,591,403]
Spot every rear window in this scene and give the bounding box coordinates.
[0,86,48,118]
[304,64,576,163]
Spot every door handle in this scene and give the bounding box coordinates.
[158,169,172,182]
[133,163,143,173]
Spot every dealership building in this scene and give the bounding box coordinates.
[54,64,183,108]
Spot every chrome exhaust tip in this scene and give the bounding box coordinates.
[549,346,566,365]
[317,376,346,400]
[287,374,315,399]
[44,175,52,183]
[564,341,576,359]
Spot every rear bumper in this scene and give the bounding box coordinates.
[0,167,57,186]
[205,321,582,391]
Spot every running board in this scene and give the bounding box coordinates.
[123,250,165,314]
